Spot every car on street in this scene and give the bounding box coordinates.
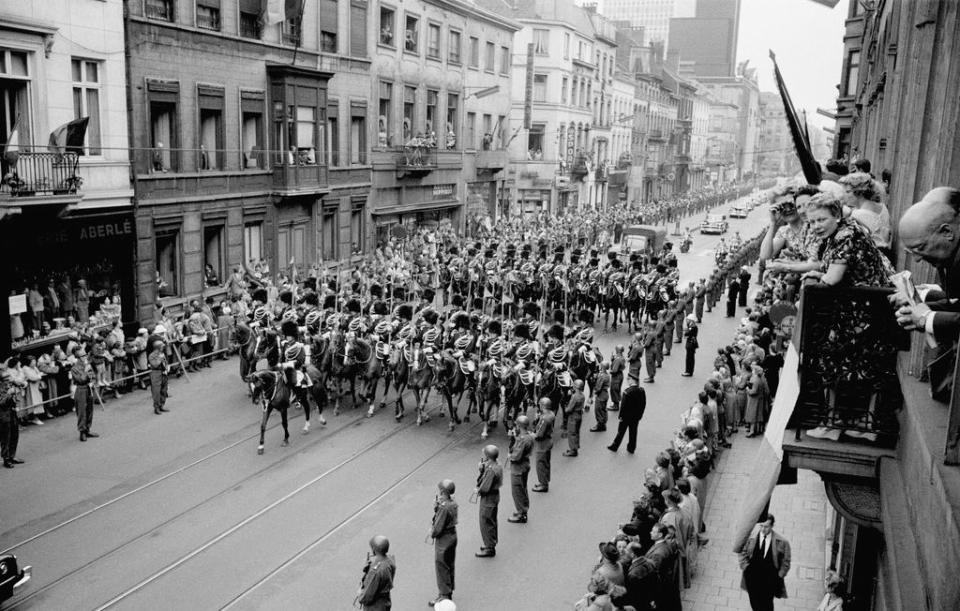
[0,554,31,606]
[729,202,750,218]
[700,213,729,234]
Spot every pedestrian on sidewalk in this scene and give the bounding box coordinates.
[474,445,502,558]
[608,376,645,454]
[148,340,170,415]
[429,479,458,607]
[682,315,699,377]
[591,364,610,432]
[738,514,792,611]
[564,380,586,456]
[507,415,533,523]
[609,346,625,411]
[356,535,395,611]
[532,398,554,492]
[726,276,740,318]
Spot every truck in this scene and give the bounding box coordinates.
[621,225,668,254]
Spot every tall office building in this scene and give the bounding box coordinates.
[667,0,742,77]
[599,0,695,48]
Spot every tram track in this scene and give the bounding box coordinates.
[3,386,459,610]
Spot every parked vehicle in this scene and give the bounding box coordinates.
[0,554,31,606]
[700,213,729,235]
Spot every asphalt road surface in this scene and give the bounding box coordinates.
[0,197,770,611]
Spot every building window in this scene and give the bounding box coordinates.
[561,76,568,105]
[196,0,221,30]
[527,123,544,157]
[350,0,367,57]
[289,105,317,163]
[378,82,392,147]
[320,0,338,52]
[485,41,495,72]
[403,85,416,142]
[533,74,547,102]
[481,114,492,149]
[446,93,458,149]
[198,87,224,170]
[322,209,338,260]
[500,46,510,74]
[533,29,548,55]
[426,89,438,135]
[148,88,179,172]
[282,12,302,46]
[448,29,461,63]
[145,0,174,21]
[241,90,265,169]
[327,102,340,166]
[239,0,262,38]
[469,37,479,68]
[350,105,367,164]
[204,224,225,284]
[350,201,365,254]
[404,14,419,53]
[71,58,102,155]
[466,111,476,149]
[244,221,263,267]
[379,5,395,46]
[563,32,570,59]
[427,23,441,59]
[845,50,860,97]
[155,228,180,297]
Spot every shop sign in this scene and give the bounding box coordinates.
[79,218,134,240]
[8,293,26,315]
[432,184,456,199]
[34,216,134,246]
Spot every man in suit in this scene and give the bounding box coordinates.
[610,541,657,611]
[738,514,792,611]
[564,380,586,456]
[532,398,555,492]
[727,276,740,318]
[608,375,646,453]
[682,316,699,377]
[475,445,502,557]
[646,523,683,611]
[894,187,960,342]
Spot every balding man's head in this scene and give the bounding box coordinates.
[899,187,960,266]
[369,535,390,555]
[516,415,530,430]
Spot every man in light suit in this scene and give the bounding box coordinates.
[738,514,792,611]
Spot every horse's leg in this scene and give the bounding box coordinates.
[604,306,610,332]
[298,387,311,433]
[365,374,378,418]
[394,378,406,421]
[414,388,424,426]
[280,406,290,447]
[333,377,342,416]
[258,403,268,455]
[378,371,390,409]
[445,390,456,431]
[350,376,358,409]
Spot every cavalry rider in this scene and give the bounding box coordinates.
[279,317,321,432]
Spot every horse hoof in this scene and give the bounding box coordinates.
[333,409,340,417]
[464,416,471,423]
[319,416,327,426]
[448,422,455,432]
[417,418,423,426]
[281,440,289,447]
[481,430,488,440]
[257,446,264,455]
[302,422,310,434]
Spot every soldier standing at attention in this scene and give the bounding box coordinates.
[643,323,658,383]
[532,398,555,492]
[662,307,676,358]
[430,479,458,607]
[148,340,170,415]
[653,311,667,368]
[475,445,503,558]
[627,334,644,383]
[564,380,586,457]
[591,363,611,432]
[71,346,99,442]
[507,415,534,524]
[357,535,396,611]
[609,345,625,411]
[695,279,706,322]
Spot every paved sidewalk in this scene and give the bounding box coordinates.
[680,415,830,609]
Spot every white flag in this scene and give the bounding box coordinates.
[263,0,285,25]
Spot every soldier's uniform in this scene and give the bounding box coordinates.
[643,328,658,382]
[663,311,675,357]
[431,497,458,600]
[533,408,555,490]
[695,283,706,322]
[148,347,169,414]
[357,555,396,611]
[653,316,666,368]
[508,430,534,520]
[477,458,503,552]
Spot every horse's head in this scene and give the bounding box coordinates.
[245,371,268,404]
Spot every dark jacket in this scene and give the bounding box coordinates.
[619,385,646,423]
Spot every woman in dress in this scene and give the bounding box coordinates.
[744,363,769,437]
[841,171,892,258]
[21,354,45,425]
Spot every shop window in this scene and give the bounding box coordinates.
[350,201,365,254]
[403,85,416,142]
[68,59,101,156]
[320,0,338,52]
[196,0,221,30]
[425,90,437,136]
[466,112,476,150]
[155,228,180,297]
[350,107,366,165]
[448,29,461,63]
[379,6,395,46]
[350,1,368,57]
[533,74,547,102]
[203,225,224,285]
[533,29,548,55]
[378,82,392,147]
[322,209,338,260]
[145,0,173,21]
[239,0,262,38]
[445,93,458,149]
[500,46,510,74]
[240,90,265,169]
[427,23,441,59]
[469,37,479,68]
[404,14,419,53]
[327,102,340,166]
[244,221,263,267]
[485,42,495,72]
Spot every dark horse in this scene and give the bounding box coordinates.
[502,360,536,429]
[325,329,361,416]
[536,364,568,417]
[406,344,435,426]
[431,350,475,431]
[476,359,502,439]
[361,339,393,418]
[246,366,295,454]
[602,274,626,332]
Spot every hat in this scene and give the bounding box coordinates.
[153,324,166,334]
[138,328,148,335]
[599,542,620,563]
[434,600,457,611]
[686,314,697,322]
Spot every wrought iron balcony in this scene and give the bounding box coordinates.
[397,144,438,177]
[1,151,82,197]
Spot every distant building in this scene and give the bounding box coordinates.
[758,91,799,178]
[667,0,741,78]
[599,0,694,51]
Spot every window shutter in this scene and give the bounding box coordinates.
[320,0,337,33]
[350,2,367,57]
[239,0,260,13]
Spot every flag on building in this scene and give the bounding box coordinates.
[4,115,21,167]
[263,0,285,25]
[48,117,90,155]
[770,50,822,185]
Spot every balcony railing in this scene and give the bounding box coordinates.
[397,145,437,177]
[1,151,82,196]
[788,283,909,446]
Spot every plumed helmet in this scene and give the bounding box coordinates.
[487,338,505,357]
[578,309,595,325]
[423,288,436,303]
[553,309,565,325]
[515,343,533,361]
[370,284,383,298]
[253,306,267,321]
[454,334,473,351]
[305,310,322,328]
[607,250,617,261]
[451,311,471,330]
[513,322,532,341]
[610,259,623,270]
[322,294,337,310]
[486,319,502,336]
[546,323,565,342]
[373,300,389,316]
[345,298,362,314]
[284,343,303,361]
[281,319,300,339]
[451,293,465,308]
[252,287,268,304]
[522,301,540,319]
[396,304,414,321]
[420,307,439,325]
[279,290,293,305]
[548,346,567,364]
[471,297,484,311]
[422,327,440,345]
[303,291,320,307]
[374,319,392,336]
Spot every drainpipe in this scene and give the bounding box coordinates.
[121,0,141,335]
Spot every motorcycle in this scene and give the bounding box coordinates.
[680,236,692,253]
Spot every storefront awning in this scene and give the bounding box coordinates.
[371,199,460,216]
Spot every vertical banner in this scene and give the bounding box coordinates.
[524,43,534,130]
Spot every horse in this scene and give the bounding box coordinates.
[360,338,393,417]
[475,358,503,439]
[536,363,568,416]
[624,281,646,332]
[246,366,295,454]
[501,360,535,429]
[431,350,470,431]
[405,343,435,426]
[603,275,626,332]
[325,329,360,416]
